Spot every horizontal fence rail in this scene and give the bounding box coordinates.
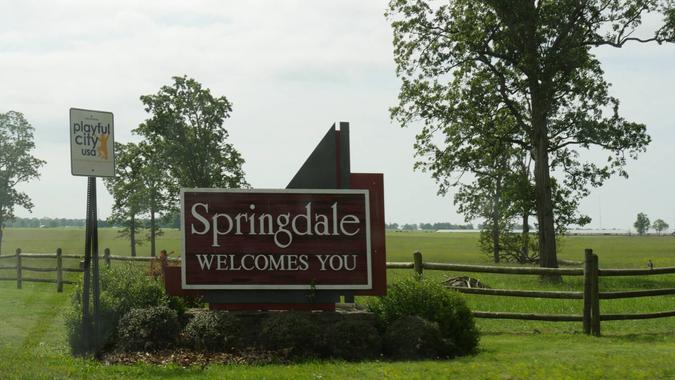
[599,288,675,299]
[472,311,583,322]
[386,249,675,336]
[448,286,583,299]
[600,310,675,321]
[421,262,583,276]
[385,262,414,269]
[598,267,675,276]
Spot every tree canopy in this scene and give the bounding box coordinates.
[388,0,673,272]
[651,218,668,235]
[106,76,248,248]
[0,111,45,254]
[135,76,248,192]
[634,212,650,235]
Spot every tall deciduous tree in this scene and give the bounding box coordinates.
[388,0,672,276]
[634,212,650,235]
[135,76,248,195]
[136,141,175,257]
[0,111,45,255]
[104,142,146,257]
[652,218,669,235]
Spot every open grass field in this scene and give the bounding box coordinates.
[1,228,674,379]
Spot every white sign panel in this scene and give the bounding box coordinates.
[70,108,115,177]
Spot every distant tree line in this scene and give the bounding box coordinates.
[4,215,181,229]
[386,222,474,231]
[634,213,670,236]
[6,217,96,228]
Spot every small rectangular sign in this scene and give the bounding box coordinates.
[181,188,372,290]
[69,108,115,177]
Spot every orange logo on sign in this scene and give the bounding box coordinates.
[98,134,109,160]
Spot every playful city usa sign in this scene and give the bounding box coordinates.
[69,108,115,177]
[181,188,372,290]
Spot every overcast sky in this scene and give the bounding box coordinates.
[2,1,674,230]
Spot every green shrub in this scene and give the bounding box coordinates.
[369,276,479,356]
[183,311,240,352]
[65,263,187,355]
[384,315,450,360]
[65,289,126,355]
[258,312,322,359]
[117,306,180,352]
[100,264,176,315]
[327,318,382,361]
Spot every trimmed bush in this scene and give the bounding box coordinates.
[258,312,322,359]
[327,318,382,361]
[117,306,180,352]
[65,263,187,355]
[384,315,449,360]
[369,276,479,356]
[183,311,240,352]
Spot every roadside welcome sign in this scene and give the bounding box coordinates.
[70,108,114,177]
[181,188,372,290]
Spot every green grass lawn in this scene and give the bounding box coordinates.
[1,229,674,379]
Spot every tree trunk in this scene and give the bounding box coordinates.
[521,212,529,264]
[533,120,560,281]
[150,207,156,257]
[492,176,502,263]
[0,226,3,256]
[130,215,137,257]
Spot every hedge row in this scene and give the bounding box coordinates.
[117,308,451,361]
[66,265,479,362]
[114,277,479,361]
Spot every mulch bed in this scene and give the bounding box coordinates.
[101,348,291,367]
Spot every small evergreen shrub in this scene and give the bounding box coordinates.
[384,315,449,359]
[258,312,321,359]
[327,318,382,361]
[369,276,479,356]
[117,306,180,352]
[183,311,240,352]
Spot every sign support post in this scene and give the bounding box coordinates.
[81,176,101,351]
[70,108,114,352]
[81,177,93,351]
[90,177,101,349]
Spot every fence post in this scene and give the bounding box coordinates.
[104,248,111,268]
[56,248,63,293]
[16,248,22,289]
[583,248,593,335]
[591,253,601,336]
[413,251,423,277]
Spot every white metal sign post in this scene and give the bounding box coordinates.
[69,108,114,353]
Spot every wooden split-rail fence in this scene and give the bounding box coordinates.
[0,248,179,293]
[2,247,674,336]
[387,249,675,336]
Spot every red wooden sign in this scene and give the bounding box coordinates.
[181,189,372,290]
